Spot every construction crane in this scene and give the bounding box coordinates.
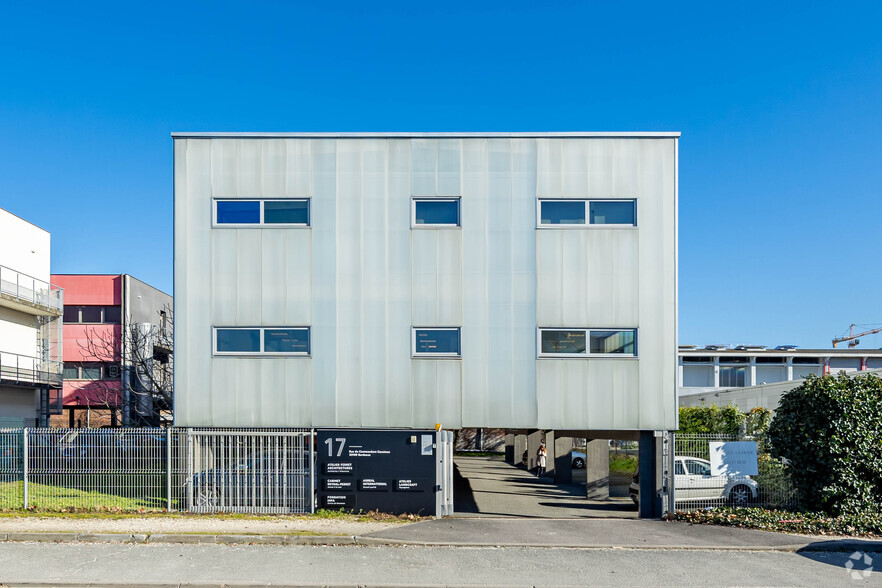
[832,324,882,348]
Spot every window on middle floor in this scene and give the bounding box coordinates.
[412,328,461,356]
[63,305,122,324]
[412,198,460,227]
[539,328,637,357]
[213,327,310,355]
[538,199,636,227]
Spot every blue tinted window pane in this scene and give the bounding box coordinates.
[414,329,460,354]
[265,200,309,224]
[540,201,585,225]
[541,330,587,354]
[264,328,309,353]
[216,329,260,352]
[589,201,635,225]
[589,330,636,355]
[217,201,260,224]
[415,200,459,225]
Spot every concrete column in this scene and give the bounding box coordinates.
[514,434,527,468]
[544,430,556,478]
[584,439,609,499]
[553,434,573,484]
[526,430,543,473]
[504,433,515,464]
[638,431,663,519]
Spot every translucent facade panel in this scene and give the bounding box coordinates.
[682,365,713,387]
[756,365,786,384]
[829,358,861,372]
[540,200,585,225]
[264,200,309,224]
[590,330,636,355]
[217,201,259,224]
[589,201,636,225]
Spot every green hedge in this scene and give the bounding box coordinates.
[768,373,882,516]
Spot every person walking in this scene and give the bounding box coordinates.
[537,444,547,477]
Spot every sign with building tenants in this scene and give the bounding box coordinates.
[316,429,439,516]
[709,441,758,476]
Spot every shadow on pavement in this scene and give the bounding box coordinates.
[796,539,882,577]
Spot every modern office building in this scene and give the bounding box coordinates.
[173,132,678,441]
[678,344,882,412]
[52,274,172,427]
[0,208,63,427]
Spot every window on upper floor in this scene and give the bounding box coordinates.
[63,306,122,324]
[412,198,460,227]
[214,199,310,227]
[213,327,310,356]
[539,328,637,357]
[719,366,746,387]
[412,328,461,357]
[62,362,120,380]
[538,199,636,227]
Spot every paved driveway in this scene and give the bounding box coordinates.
[453,454,637,518]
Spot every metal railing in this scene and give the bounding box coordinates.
[0,351,62,387]
[0,428,314,513]
[0,264,63,314]
[673,433,797,510]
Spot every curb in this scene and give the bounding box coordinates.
[0,531,879,552]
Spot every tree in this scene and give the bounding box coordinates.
[768,373,882,515]
[678,404,746,435]
[75,306,173,427]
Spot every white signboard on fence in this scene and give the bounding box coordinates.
[709,441,758,476]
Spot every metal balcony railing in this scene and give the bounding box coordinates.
[0,264,63,315]
[0,351,62,388]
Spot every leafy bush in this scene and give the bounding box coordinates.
[676,507,882,537]
[768,373,882,515]
[678,404,746,435]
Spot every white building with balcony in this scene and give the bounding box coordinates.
[0,208,63,427]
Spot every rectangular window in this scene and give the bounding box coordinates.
[540,330,587,355]
[264,200,309,225]
[103,306,122,324]
[264,328,309,354]
[214,199,310,227]
[589,200,636,225]
[539,200,586,225]
[682,356,713,363]
[80,364,102,380]
[214,327,310,355]
[412,198,460,227]
[538,199,637,227]
[590,330,637,355]
[538,329,637,357]
[62,363,79,380]
[718,356,749,364]
[719,366,746,387]
[63,306,80,323]
[792,357,820,364]
[755,356,786,364]
[412,328,461,356]
[80,306,103,323]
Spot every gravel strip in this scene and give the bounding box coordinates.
[0,516,403,536]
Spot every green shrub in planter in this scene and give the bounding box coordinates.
[768,373,882,515]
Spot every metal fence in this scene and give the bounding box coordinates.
[673,433,797,510]
[0,428,314,513]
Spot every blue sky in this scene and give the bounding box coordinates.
[2,1,880,349]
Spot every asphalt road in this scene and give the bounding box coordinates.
[0,542,878,587]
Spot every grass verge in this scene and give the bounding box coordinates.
[675,507,882,538]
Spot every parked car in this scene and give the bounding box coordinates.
[629,456,758,507]
[571,451,586,469]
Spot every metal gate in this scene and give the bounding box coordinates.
[181,429,314,514]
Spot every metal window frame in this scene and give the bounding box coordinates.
[411,198,461,229]
[213,327,311,356]
[213,198,311,228]
[536,198,638,228]
[411,327,462,358]
[537,327,639,358]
